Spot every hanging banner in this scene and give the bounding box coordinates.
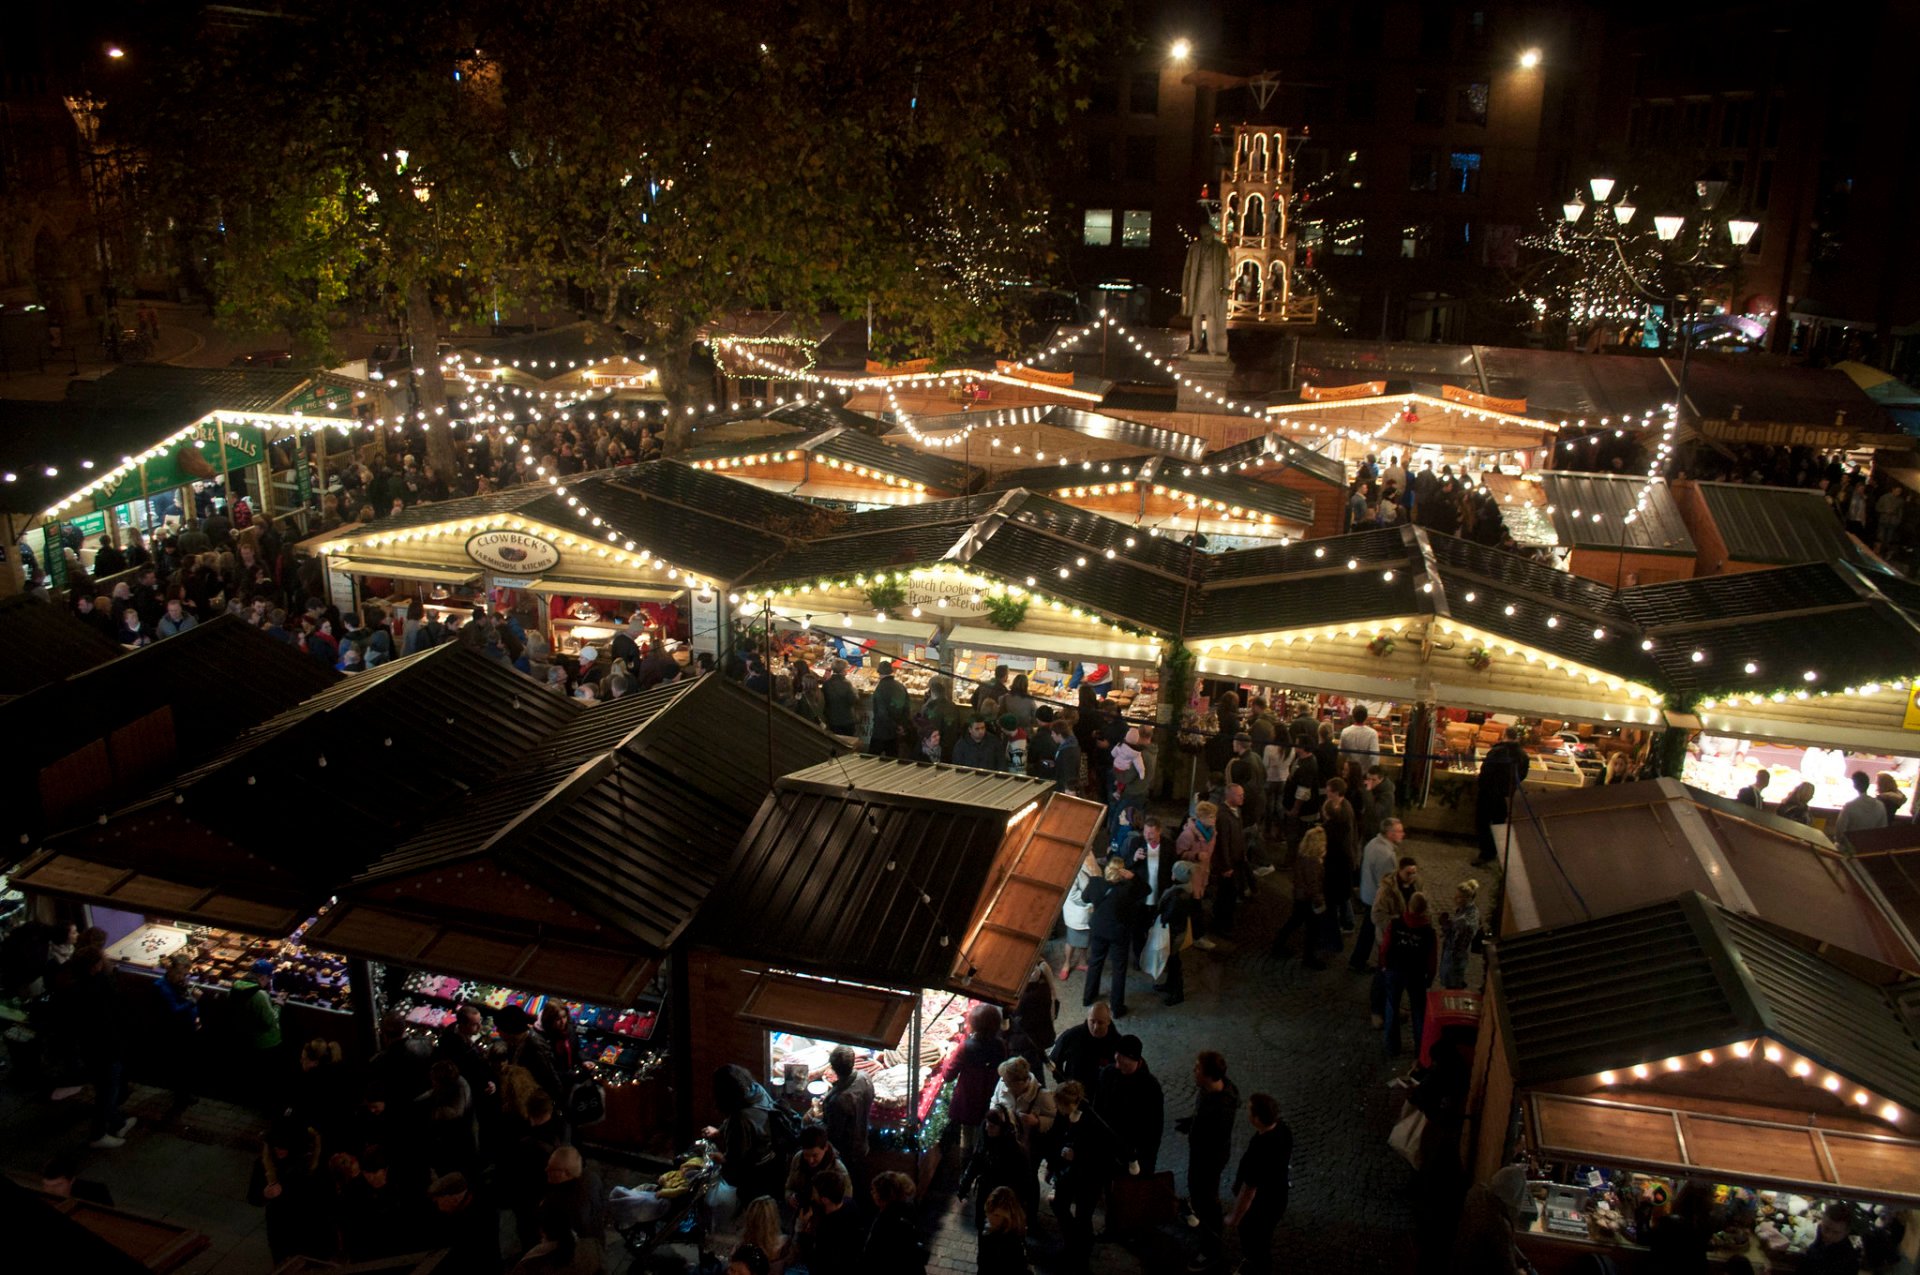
[994,361,1076,389]
[1300,380,1386,402]
[866,358,933,375]
[92,419,270,512]
[42,520,67,591]
[1442,385,1529,414]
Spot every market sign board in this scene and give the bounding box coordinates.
[1699,419,1855,449]
[1903,683,1920,733]
[466,530,560,574]
[92,420,269,510]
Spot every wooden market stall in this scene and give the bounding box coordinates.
[988,453,1314,548]
[684,756,1105,1162]
[302,674,847,1152]
[683,423,980,505]
[1475,891,1920,1272]
[1189,525,1669,824]
[1199,431,1352,539]
[890,405,1209,482]
[1670,477,1873,579]
[1261,383,1562,478]
[1539,471,1697,588]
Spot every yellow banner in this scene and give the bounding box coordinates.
[865,358,933,375]
[1442,385,1529,414]
[1300,380,1386,402]
[994,361,1076,388]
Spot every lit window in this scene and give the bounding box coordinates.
[1083,209,1114,247]
[1121,210,1152,248]
[1450,149,1482,195]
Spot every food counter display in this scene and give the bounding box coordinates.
[376,964,667,1092]
[952,648,1160,723]
[105,914,355,1015]
[766,988,977,1145]
[1513,1163,1905,1272]
[1684,736,1919,822]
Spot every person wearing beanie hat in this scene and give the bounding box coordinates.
[1097,1034,1164,1178]
[1451,1164,1531,1274]
[1029,703,1060,783]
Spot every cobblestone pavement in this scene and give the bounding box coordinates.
[0,826,1493,1274]
[928,825,1494,1275]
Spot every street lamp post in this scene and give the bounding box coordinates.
[1559,174,1759,424]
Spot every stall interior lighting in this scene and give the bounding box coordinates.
[1595,1038,1904,1125]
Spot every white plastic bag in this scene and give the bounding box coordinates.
[1142,918,1172,982]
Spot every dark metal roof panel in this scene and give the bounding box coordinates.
[0,597,122,696]
[1540,472,1695,555]
[1619,562,1862,628]
[1039,407,1210,459]
[1146,458,1316,525]
[1644,604,1920,699]
[781,755,1049,812]
[346,482,556,536]
[680,428,831,465]
[967,523,1189,634]
[69,363,310,415]
[1202,433,1349,486]
[451,322,630,377]
[810,429,978,491]
[1423,533,1634,622]
[999,492,1197,579]
[737,522,973,589]
[1192,565,1423,640]
[1699,483,1865,566]
[1202,527,1412,585]
[986,460,1155,493]
[520,467,794,583]
[705,778,1008,989]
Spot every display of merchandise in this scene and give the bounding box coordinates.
[383,968,665,1086]
[107,915,353,1013]
[767,991,977,1131]
[1684,738,1918,814]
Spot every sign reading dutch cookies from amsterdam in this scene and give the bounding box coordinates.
[466,530,560,574]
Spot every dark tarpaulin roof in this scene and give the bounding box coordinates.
[1137,456,1316,526]
[0,616,338,838]
[1697,482,1867,567]
[706,756,1053,991]
[1491,892,1920,1112]
[351,675,846,953]
[1539,472,1696,555]
[0,597,122,697]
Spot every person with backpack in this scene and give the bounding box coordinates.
[1380,892,1439,1059]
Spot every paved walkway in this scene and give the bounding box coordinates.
[0,827,1493,1273]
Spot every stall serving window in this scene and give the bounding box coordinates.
[99,911,355,1017]
[1685,735,1918,825]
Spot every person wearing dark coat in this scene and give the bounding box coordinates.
[1048,1003,1119,1097]
[863,1171,927,1272]
[1049,1080,1118,1271]
[797,1167,864,1275]
[821,660,858,737]
[707,1064,785,1207]
[1320,777,1361,930]
[1080,857,1147,1016]
[1181,1051,1240,1262]
[823,1046,876,1193]
[1095,1036,1164,1175]
[867,661,911,756]
[1474,727,1532,865]
[949,1003,1009,1157]
[1008,965,1057,1078]
[1049,720,1082,793]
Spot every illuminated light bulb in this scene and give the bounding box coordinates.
[1823,1075,1841,1092]
[1664,1057,1683,1072]
[1698,1051,1715,1065]
[1854,1092,1871,1106]
[1504,605,1516,616]
[1803,670,1817,682]
[1882,1104,1901,1122]
[1733,1041,1753,1059]
[1642,639,1655,651]
[1793,1060,1812,1077]
[1546,616,1559,628]
[1598,1071,1617,1086]
[1464,591,1476,602]
[1691,650,1705,663]
[1632,1064,1650,1079]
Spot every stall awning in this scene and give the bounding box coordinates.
[954,792,1107,1002]
[10,851,309,937]
[328,558,482,587]
[944,624,1162,666]
[1531,1091,1920,1203]
[525,576,684,603]
[736,971,915,1050]
[303,901,659,1006]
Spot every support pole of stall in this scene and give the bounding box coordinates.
[763,597,776,785]
[909,995,923,1182]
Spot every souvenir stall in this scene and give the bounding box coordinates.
[684,757,1106,1160]
[1475,892,1920,1273]
[1261,384,1561,480]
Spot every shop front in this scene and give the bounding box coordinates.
[683,423,980,507]
[1477,891,1920,1272]
[1261,386,1561,481]
[685,756,1105,1159]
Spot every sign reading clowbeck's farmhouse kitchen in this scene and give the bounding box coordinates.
[466,530,561,574]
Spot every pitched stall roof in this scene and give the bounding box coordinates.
[708,756,1104,1000]
[451,321,632,380]
[1491,892,1920,1114]
[902,405,1209,461]
[1502,778,1919,972]
[1696,482,1868,567]
[1134,456,1315,526]
[1201,433,1349,486]
[1617,562,1920,699]
[1539,472,1696,555]
[0,617,339,840]
[683,402,894,449]
[0,597,122,697]
[303,676,847,1001]
[685,425,979,493]
[1192,527,1424,639]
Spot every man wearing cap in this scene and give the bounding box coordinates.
[868,661,910,756]
[1096,1036,1164,1177]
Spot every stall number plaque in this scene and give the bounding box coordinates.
[467,530,560,574]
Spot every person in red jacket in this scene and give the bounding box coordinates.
[1379,892,1437,1059]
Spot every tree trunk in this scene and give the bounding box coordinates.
[653,331,703,456]
[407,279,457,479]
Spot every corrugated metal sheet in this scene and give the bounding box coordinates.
[1540,472,1695,555]
[1492,893,1920,1111]
[810,428,977,491]
[71,363,311,415]
[781,755,1049,812]
[1699,483,1865,566]
[0,597,121,696]
[1139,457,1316,525]
[1202,433,1349,487]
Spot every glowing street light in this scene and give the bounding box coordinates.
[1170,37,1193,61]
[1518,48,1542,69]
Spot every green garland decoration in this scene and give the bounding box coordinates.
[1155,639,1195,799]
[864,579,906,614]
[982,593,1028,631]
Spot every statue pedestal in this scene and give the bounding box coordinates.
[1174,353,1233,414]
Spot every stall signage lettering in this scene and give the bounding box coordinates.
[94,421,269,509]
[1700,419,1854,448]
[1300,380,1386,402]
[1441,384,1528,414]
[466,530,560,573]
[1903,684,1920,733]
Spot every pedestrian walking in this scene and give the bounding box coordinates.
[1178,1050,1239,1270]
[1381,892,1439,1058]
[1437,880,1482,990]
[1082,857,1146,1017]
[1270,826,1331,968]
[1227,1093,1293,1275]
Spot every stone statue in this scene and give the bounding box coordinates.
[1181,225,1229,356]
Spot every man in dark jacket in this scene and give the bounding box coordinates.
[797,1167,863,1274]
[70,946,134,1148]
[1081,859,1147,1017]
[1049,1002,1119,1097]
[1095,1036,1164,1175]
[1049,719,1082,793]
[822,659,858,738]
[1229,1093,1294,1275]
[1226,733,1268,858]
[1281,739,1322,859]
[823,1046,875,1192]
[867,661,910,756]
[1474,726,1532,865]
[1180,1050,1239,1261]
